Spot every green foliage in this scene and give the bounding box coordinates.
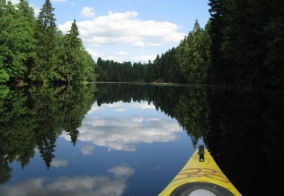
[0,85,9,98]
[174,87,210,147]
[31,0,57,84]
[55,20,97,84]
[0,84,97,181]
[0,0,97,85]
[0,88,37,178]
[96,20,210,85]
[0,0,36,83]
[0,69,9,83]
[176,20,210,84]
[1,0,282,89]
[208,0,283,89]
[78,50,98,82]
[94,83,210,148]
[96,59,134,82]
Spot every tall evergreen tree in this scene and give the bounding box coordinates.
[153,55,162,81]
[176,20,210,84]
[57,20,82,83]
[66,20,82,82]
[222,0,271,88]
[31,0,57,84]
[207,0,225,85]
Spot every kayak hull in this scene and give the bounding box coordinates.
[158,145,242,196]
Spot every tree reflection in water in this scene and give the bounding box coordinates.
[0,83,283,196]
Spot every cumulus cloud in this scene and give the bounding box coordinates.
[56,9,186,63]
[131,101,156,109]
[132,116,144,123]
[51,159,68,167]
[116,51,127,56]
[10,0,19,4]
[0,168,134,196]
[58,11,184,47]
[81,145,95,155]
[87,101,130,114]
[132,55,156,62]
[61,113,181,151]
[107,165,134,177]
[133,41,145,47]
[81,7,95,18]
[85,49,101,62]
[51,0,67,2]
[116,107,127,112]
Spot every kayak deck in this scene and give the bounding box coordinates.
[158,145,242,196]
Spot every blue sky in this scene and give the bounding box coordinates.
[13,0,210,63]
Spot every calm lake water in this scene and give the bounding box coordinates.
[0,83,283,196]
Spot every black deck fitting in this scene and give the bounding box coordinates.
[198,145,205,162]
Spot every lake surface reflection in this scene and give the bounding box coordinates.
[0,83,283,196]
[4,102,196,196]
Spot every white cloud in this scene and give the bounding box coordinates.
[10,0,19,4]
[78,11,183,45]
[116,51,127,56]
[51,0,67,2]
[0,169,133,196]
[133,41,145,47]
[58,11,185,62]
[130,101,156,109]
[133,55,156,62]
[51,159,68,167]
[132,116,144,123]
[87,101,129,114]
[116,107,127,112]
[81,145,95,155]
[107,165,134,177]
[61,116,181,151]
[147,43,162,47]
[85,49,101,62]
[81,7,95,18]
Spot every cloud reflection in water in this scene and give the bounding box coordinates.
[0,165,134,196]
[61,101,182,152]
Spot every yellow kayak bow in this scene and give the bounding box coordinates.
[158,145,242,196]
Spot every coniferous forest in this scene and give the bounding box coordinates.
[96,0,284,90]
[1,0,283,89]
[0,0,97,85]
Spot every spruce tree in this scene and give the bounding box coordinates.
[31,0,57,84]
[207,0,225,85]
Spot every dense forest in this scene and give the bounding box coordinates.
[0,0,97,85]
[96,20,210,84]
[97,0,284,89]
[1,0,283,89]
